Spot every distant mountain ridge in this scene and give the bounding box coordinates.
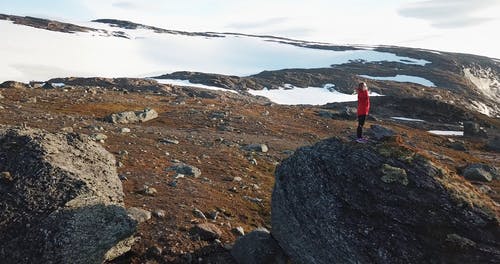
[1,13,499,117]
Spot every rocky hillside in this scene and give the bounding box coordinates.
[154,52,500,117]
[0,13,96,33]
[0,77,498,263]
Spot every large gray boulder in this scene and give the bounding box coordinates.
[463,163,499,182]
[106,108,158,124]
[231,228,287,264]
[272,137,500,264]
[0,128,137,264]
[463,121,487,138]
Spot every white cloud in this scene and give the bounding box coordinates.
[399,0,500,28]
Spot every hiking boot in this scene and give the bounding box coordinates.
[356,138,368,143]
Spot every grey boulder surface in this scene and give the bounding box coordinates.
[0,127,137,264]
[271,137,500,264]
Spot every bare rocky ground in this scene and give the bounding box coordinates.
[0,81,498,263]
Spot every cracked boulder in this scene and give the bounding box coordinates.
[0,127,137,264]
[272,137,500,264]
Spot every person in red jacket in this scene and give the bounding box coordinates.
[356,82,370,143]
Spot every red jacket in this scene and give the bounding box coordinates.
[357,89,370,116]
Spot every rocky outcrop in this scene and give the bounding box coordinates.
[106,108,158,124]
[0,128,137,264]
[272,137,500,264]
[231,228,288,264]
[0,80,29,89]
[47,77,167,92]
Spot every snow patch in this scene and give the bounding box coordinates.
[391,117,425,122]
[359,75,435,87]
[1,20,430,82]
[428,130,463,136]
[52,83,65,87]
[248,84,382,105]
[154,79,237,93]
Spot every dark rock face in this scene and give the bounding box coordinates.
[272,137,500,264]
[231,228,288,264]
[0,128,137,264]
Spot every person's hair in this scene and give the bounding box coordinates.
[358,82,366,89]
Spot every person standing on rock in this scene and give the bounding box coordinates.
[356,82,370,143]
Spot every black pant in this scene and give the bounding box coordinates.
[357,115,366,138]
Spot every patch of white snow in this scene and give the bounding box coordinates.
[428,130,463,136]
[391,117,425,122]
[248,84,382,105]
[154,79,237,93]
[359,75,435,87]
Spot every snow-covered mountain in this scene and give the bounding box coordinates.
[1,14,499,117]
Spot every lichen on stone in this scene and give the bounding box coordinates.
[380,163,409,185]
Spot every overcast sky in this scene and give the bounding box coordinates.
[1,0,499,58]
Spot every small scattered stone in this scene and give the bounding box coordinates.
[233,226,245,236]
[207,210,219,220]
[153,209,166,218]
[127,207,152,223]
[244,196,263,203]
[243,144,269,153]
[167,164,201,178]
[90,133,108,142]
[120,127,131,133]
[146,245,163,258]
[191,223,222,241]
[160,138,179,145]
[140,185,158,196]
[61,127,74,133]
[233,176,242,182]
[1,171,13,182]
[168,180,178,187]
[193,208,207,219]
